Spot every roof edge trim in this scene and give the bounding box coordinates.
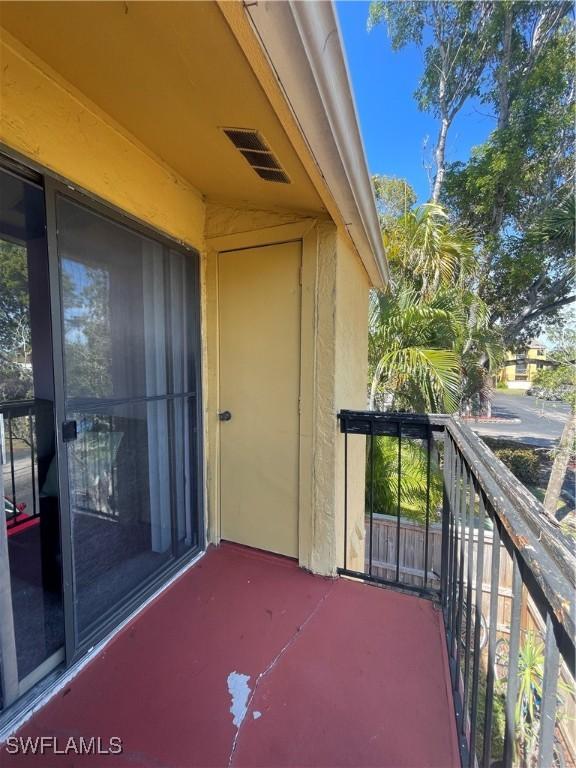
[244,0,389,288]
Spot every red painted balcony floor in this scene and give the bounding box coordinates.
[1,543,459,768]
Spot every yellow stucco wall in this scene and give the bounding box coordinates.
[306,222,339,574]
[204,203,325,238]
[0,30,372,578]
[334,235,370,572]
[0,32,205,249]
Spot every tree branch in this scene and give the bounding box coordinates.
[522,293,576,323]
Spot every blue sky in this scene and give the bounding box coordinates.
[336,1,496,203]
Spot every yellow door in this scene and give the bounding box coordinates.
[218,241,301,558]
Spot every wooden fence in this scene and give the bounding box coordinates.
[369,514,513,631]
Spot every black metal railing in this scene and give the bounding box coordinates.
[339,410,576,768]
[68,413,121,520]
[0,399,51,532]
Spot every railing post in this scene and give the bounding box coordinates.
[537,613,560,768]
[450,453,461,655]
[423,425,431,590]
[395,421,402,583]
[462,472,476,729]
[343,431,348,571]
[468,486,486,766]
[503,549,522,768]
[440,429,451,610]
[483,515,501,768]
[454,458,468,683]
[368,419,374,577]
[0,414,19,708]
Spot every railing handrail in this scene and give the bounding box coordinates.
[339,409,450,429]
[0,398,52,418]
[446,417,575,637]
[338,408,575,643]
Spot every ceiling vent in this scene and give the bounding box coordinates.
[222,128,290,184]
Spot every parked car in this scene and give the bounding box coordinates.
[543,388,564,401]
[528,384,572,401]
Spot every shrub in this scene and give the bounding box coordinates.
[367,435,443,525]
[494,447,540,484]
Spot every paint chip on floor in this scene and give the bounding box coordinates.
[227,671,251,728]
[252,711,262,720]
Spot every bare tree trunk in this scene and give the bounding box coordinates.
[431,116,450,204]
[368,375,378,411]
[369,359,385,411]
[496,5,513,132]
[428,2,495,205]
[486,5,513,243]
[544,411,576,517]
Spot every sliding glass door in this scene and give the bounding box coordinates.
[0,166,64,711]
[54,193,202,646]
[0,156,202,718]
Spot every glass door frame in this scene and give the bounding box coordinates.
[0,157,65,713]
[0,145,205,684]
[45,176,205,666]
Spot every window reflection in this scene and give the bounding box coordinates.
[56,197,199,642]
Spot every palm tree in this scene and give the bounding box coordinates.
[384,203,474,299]
[368,286,461,412]
[370,435,443,524]
[369,202,500,414]
[368,201,504,525]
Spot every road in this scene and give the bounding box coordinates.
[3,451,36,513]
[470,392,570,449]
[471,393,574,518]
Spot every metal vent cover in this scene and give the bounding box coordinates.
[253,168,290,184]
[222,128,290,184]
[240,150,281,170]
[223,128,269,152]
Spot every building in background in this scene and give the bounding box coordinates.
[500,341,547,389]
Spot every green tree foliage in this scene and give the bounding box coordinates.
[534,327,576,516]
[369,198,503,413]
[369,1,573,347]
[513,631,575,765]
[443,7,574,347]
[370,435,442,524]
[369,1,495,202]
[533,327,575,407]
[384,203,475,297]
[367,200,480,520]
[372,174,416,228]
[492,447,540,485]
[0,240,32,400]
[370,285,461,412]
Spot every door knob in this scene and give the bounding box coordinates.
[218,411,232,421]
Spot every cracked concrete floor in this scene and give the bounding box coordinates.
[1,543,459,768]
